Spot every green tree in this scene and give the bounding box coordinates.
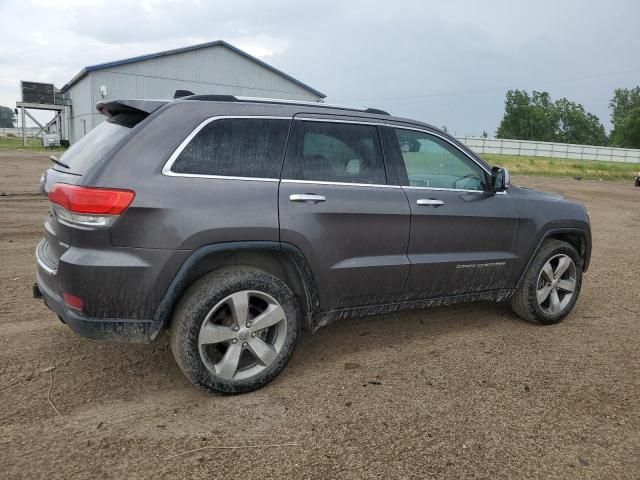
[496,90,558,141]
[611,106,640,148]
[609,87,640,147]
[555,98,608,145]
[0,106,16,128]
[496,90,607,145]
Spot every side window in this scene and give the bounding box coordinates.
[393,128,487,191]
[171,118,289,178]
[283,121,387,185]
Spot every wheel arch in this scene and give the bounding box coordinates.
[516,226,591,288]
[150,241,320,340]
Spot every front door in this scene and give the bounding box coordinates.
[279,116,411,310]
[383,125,519,299]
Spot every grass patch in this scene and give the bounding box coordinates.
[482,153,639,181]
[0,136,67,152]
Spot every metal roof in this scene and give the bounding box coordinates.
[60,40,326,98]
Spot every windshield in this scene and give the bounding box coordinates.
[55,114,138,175]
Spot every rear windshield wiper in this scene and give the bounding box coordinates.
[49,154,70,169]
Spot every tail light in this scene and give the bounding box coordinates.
[49,183,135,228]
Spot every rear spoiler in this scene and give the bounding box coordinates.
[96,99,168,117]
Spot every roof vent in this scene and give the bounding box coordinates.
[174,89,195,99]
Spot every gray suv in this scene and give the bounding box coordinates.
[34,95,591,393]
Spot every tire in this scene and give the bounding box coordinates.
[169,267,300,394]
[511,239,583,325]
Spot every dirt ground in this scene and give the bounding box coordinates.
[1,151,639,480]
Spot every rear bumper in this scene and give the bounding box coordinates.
[35,268,153,343]
[35,238,188,343]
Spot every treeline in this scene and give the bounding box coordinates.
[496,87,640,148]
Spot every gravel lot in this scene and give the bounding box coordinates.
[1,151,639,479]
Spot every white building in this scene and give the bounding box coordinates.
[60,40,325,143]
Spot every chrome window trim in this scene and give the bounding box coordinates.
[161,114,502,192]
[402,185,485,194]
[163,173,279,182]
[282,179,400,189]
[161,115,292,179]
[403,185,507,195]
[387,124,493,175]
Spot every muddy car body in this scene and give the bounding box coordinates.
[35,95,591,393]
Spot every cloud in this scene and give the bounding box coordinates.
[1,0,638,133]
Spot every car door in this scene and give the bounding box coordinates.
[382,124,519,299]
[279,115,411,311]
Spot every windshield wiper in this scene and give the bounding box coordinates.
[49,154,70,169]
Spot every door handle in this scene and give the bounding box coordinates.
[289,194,326,204]
[416,198,444,207]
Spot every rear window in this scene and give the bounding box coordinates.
[170,118,290,178]
[55,114,138,175]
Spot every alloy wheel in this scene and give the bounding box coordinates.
[198,290,287,381]
[536,254,577,315]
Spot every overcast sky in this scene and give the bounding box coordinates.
[1,0,639,135]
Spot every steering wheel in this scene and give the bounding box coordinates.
[453,174,478,190]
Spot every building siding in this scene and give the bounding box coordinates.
[66,43,322,142]
[67,75,92,143]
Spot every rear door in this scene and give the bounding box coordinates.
[279,115,411,311]
[382,124,519,299]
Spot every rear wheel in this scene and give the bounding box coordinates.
[170,267,300,394]
[511,240,582,324]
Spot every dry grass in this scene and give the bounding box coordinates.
[0,136,66,152]
[483,153,639,181]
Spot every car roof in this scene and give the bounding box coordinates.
[175,95,441,130]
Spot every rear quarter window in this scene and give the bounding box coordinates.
[170,118,290,178]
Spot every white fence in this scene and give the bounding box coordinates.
[458,137,640,164]
[0,127,41,137]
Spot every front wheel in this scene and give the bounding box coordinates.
[169,267,300,394]
[511,239,583,324]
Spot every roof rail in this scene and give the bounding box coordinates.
[182,94,238,102]
[179,94,390,116]
[363,108,390,115]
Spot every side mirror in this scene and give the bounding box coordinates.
[491,166,510,192]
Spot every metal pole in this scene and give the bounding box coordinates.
[63,105,70,142]
[21,107,26,146]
